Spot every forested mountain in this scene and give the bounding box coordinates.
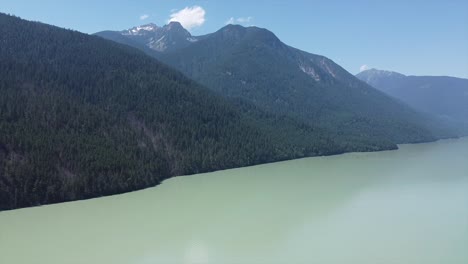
[0,14,348,211]
[356,69,468,127]
[0,14,462,211]
[96,22,196,54]
[97,23,460,143]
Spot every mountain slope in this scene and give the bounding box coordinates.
[95,22,196,54]
[97,23,464,146]
[356,69,468,126]
[0,14,344,210]
[156,25,460,142]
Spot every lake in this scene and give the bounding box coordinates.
[1,138,467,264]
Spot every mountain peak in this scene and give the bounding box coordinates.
[222,24,246,30]
[166,21,183,29]
[357,68,406,81]
[106,20,195,52]
[123,23,159,35]
[363,68,405,76]
[142,22,158,28]
[218,24,247,35]
[216,24,282,47]
[163,21,191,37]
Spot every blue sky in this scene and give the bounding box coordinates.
[1,0,467,78]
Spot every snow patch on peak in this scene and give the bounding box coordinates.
[123,23,159,36]
[140,25,157,31]
[117,22,195,52]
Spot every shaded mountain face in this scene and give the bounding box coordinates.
[96,23,464,144]
[170,26,464,139]
[357,69,468,125]
[2,14,461,210]
[1,14,351,210]
[96,21,197,53]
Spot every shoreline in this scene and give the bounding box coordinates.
[1,136,466,213]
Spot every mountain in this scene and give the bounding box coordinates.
[96,23,460,143]
[96,21,197,54]
[356,69,468,126]
[0,14,350,210]
[1,15,462,211]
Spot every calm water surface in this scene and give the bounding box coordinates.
[1,138,467,264]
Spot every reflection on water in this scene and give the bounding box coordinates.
[1,138,467,264]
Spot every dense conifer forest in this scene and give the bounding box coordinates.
[0,14,459,210]
[0,14,349,210]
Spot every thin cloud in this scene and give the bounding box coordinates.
[168,6,206,30]
[225,16,254,26]
[360,64,370,72]
[226,17,235,24]
[140,14,150,20]
[237,17,253,23]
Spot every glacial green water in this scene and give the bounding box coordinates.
[1,138,467,264]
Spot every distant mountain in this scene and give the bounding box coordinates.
[0,14,348,210]
[356,69,468,126]
[356,69,407,87]
[96,23,461,144]
[96,21,197,53]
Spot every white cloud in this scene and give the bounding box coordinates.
[237,16,253,23]
[140,14,150,20]
[360,64,370,72]
[225,16,254,25]
[226,17,235,24]
[168,6,206,30]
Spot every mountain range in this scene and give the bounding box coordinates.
[0,14,464,210]
[97,22,197,54]
[96,22,460,143]
[1,14,336,210]
[356,68,468,127]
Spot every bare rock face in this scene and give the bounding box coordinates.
[102,21,197,53]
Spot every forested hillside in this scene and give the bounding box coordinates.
[98,24,458,144]
[160,25,461,142]
[0,14,460,211]
[0,14,346,210]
